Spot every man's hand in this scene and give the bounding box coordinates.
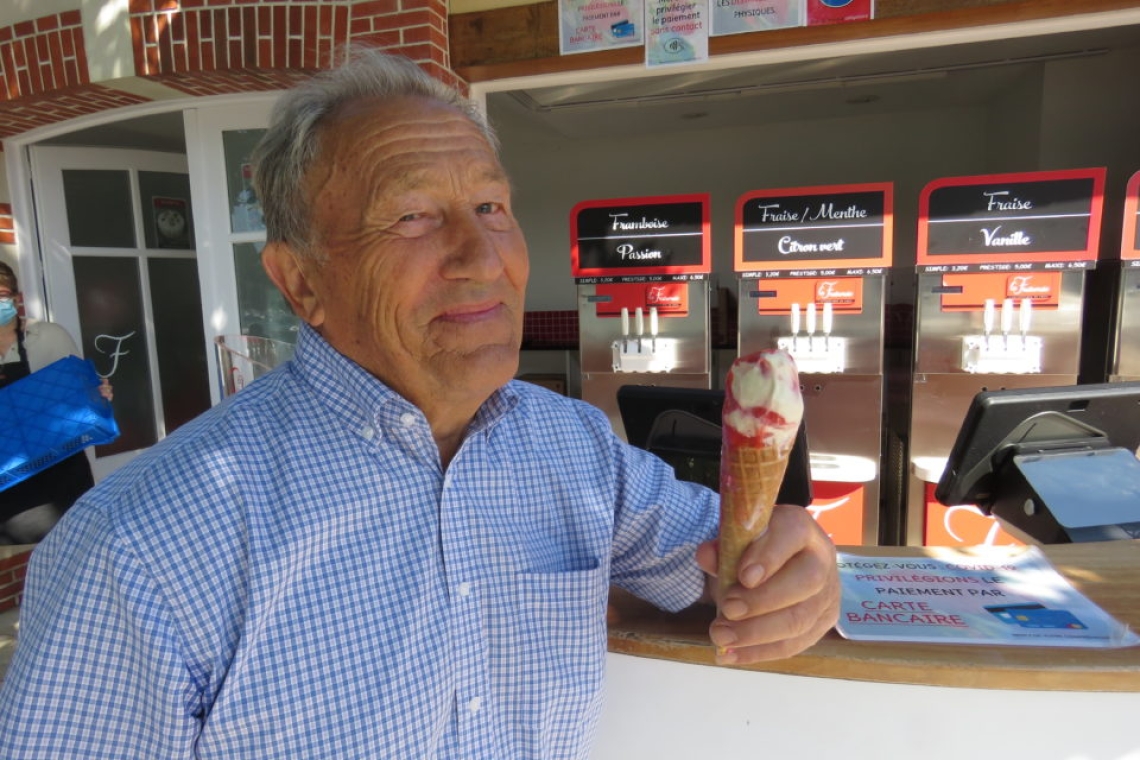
[695,504,839,665]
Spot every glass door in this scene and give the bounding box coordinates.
[184,96,299,405]
[28,146,212,480]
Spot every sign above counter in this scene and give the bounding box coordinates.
[917,168,1106,273]
[734,182,893,278]
[570,193,711,282]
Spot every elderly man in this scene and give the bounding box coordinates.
[0,50,838,757]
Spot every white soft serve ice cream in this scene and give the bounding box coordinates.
[723,350,803,451]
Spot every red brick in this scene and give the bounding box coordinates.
[352,30,400,48]
[129,19,147,72]
[48,33,65,85]
[213,9,228,44]
[334,5,350,43]
[273,33,287,66]
[35,15,60,33]
[258,38,273,68]
[60,10,82,27]
[65,57,82,87]
[11,37,26,67]
[390,42,441,62]
[72,28,89,84]
[302,7,318,67]
[273,6,287,42]
[186,14,201,69]
[170,11,186,42]
[144,41,160,74]
[199,8,213,37]
[318,4,333,37]
[388,10,436,30]
[13,21,35,38]
[354,0,401,17]
[0,549,31,573]
[61,25,76,57]
[156,0,180,11]
[159,22,175,72]
[242,7,257,66]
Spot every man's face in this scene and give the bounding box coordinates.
[276,96,529,413]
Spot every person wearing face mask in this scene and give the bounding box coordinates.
[0,261,112,544]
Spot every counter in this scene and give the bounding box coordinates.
[606,540,1140,692]
[595,540,1140,760]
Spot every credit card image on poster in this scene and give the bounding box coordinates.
[985,603,1088,630]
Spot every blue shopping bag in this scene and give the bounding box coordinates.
[0,356,119,492]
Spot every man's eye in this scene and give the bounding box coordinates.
[476,202,501,215]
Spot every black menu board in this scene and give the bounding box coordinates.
[918,169,1105,273]
[734,183,892,276]
[570,194,710,282]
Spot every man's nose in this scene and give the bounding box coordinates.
[442,213,506,281]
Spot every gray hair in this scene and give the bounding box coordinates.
[251,49,497,260]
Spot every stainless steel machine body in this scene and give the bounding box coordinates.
[579,279,711,439]
[1110,266,1140,383]
[904,270,1085,545]
[738,275,885,544]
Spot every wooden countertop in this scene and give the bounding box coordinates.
[607,540,1140,692]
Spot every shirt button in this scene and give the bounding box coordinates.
[360,425,376,440]
[467,696,483,713]
[458,581,472,597]
[400,412,417,427]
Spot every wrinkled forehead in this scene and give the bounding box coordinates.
[307,95,507,210]
[318,95,495,165]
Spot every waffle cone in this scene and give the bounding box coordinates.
[717,443,791,601]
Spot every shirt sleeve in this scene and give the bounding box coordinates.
[608,438,719,612]
[0,503,202,757]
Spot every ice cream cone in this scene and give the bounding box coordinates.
[717,443,792,601]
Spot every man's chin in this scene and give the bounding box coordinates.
[445,342,520,388]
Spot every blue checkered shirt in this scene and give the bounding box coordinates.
[0,324,717,758]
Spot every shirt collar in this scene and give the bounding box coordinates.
[290,323,520,435]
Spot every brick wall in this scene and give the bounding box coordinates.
[0,0,460,142]
[0,548,31,614]
[0,10,88,101]
[0,204,14,246]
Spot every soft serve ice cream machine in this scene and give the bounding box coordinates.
[906,169,1106,546]
[1111,170,1140,384]
[734,183,894,545]
[571,194,712,436]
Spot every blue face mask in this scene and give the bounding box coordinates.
[0,298,17,326]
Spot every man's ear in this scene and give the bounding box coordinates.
[262,242,324,327]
